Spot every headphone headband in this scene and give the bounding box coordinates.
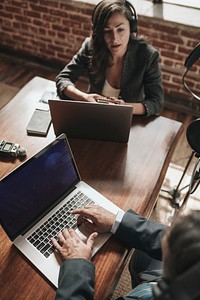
[92,0,138,33]
[124,0,137,20]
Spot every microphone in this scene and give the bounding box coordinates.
[182,42,200,101]
[16,147,27,157]
[186,118,200,194]
[186,118,200,157]
[177,43,200,204]
[0,140,27,158]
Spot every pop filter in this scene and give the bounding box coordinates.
[186,118,200,156]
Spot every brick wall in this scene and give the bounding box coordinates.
[0,0,200,115]
[139,16,200,115]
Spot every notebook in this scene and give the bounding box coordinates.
[26,91,57,136]
[26,110,51,136]
[0,133,123,287]
[49,100,133,142]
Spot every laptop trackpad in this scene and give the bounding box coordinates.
[77,223,111,255]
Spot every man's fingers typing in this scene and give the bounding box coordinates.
[87,232,98,249]
[51,237,62,251]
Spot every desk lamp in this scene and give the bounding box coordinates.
[162,42,200,214]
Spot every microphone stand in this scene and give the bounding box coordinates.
[162,151,200,224]
[161,42,200,217]
[180,154,200,211]
[161,151,195,212]
[182,68,200,101]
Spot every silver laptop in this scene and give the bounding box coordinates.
[0,134,123,287]
[49,100,133,142]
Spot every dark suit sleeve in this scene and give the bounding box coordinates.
[114,210,166,260]
[55,37,91,99]
[55,258,95,300]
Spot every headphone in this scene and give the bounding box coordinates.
[125,0,138,33]
[92,0,138,33]
[153,261,200,300]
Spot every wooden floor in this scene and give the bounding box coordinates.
[0,51,195,170]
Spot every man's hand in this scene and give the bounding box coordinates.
[51,228,98,260]
[72,204,116,233]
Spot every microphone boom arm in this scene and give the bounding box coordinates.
[182,68,200,101]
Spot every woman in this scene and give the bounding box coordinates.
[56,0,164,117]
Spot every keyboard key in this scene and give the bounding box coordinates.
[27,191,94,258]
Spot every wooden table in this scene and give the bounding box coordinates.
[0,77,183,300]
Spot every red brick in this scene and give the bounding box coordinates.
[0,0,199,107]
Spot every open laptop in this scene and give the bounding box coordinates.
[0,134,123,287]
[49,100,133,142]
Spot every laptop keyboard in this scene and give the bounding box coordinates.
[27,191,94,258]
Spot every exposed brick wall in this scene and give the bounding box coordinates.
[0,0,93,65]
[0,0,200,115]
[139,16,200,115]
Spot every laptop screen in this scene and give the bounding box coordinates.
[0,135,80,240]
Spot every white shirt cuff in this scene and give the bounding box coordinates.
[111,210,125,234]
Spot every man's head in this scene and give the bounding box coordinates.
[162,210,200,281]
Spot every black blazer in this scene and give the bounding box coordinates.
[55,210,165,300]
[56,38,164,117]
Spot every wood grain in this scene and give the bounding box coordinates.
[0,76,183,300]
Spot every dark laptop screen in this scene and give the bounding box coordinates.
[0,135,80,240]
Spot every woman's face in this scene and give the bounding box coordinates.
[103,12,130,57]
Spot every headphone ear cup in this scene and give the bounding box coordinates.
[125,0,138,33]
[129,18,138,33]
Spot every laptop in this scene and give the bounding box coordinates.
[0,133,123,287]
[49,100,133,142]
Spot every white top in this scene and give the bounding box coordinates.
[102,79,120,98]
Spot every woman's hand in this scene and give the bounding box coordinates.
[83,93,103,102]
[95,96,125,105]
[107,97,125,105]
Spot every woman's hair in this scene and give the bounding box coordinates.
[164,210,200,281]
[89,0,137,83]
